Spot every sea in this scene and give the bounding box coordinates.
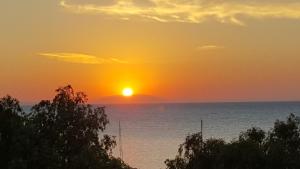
[24,102,300,169]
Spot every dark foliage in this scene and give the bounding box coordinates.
[166,114,300,169]
[0,95,27,168]
[0,85,133,169]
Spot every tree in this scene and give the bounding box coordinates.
[0,95,27,169]
[266,114,300,169]
[165,132,225,169]
[27,85,132,169]
[0,85,133,169]
[166,114,300,169]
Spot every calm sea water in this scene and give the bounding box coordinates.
[24,102,300,169]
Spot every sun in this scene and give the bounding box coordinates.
[122,87,134,97]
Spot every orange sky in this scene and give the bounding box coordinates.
[1,0,300,103]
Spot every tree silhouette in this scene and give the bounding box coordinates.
[166,114,300,169]
[266,114,300,169]
[0,95,28,168]
[0,85,133,169]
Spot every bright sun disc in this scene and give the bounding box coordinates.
[122,88,133,97]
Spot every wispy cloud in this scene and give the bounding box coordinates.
[196,45,225,51]
[59,0,300,25]
[39,52,128,64]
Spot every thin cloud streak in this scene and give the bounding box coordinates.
[39,52,128,64]
[60,0,300,25]
[196,45,225,51]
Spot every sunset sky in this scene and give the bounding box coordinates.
[1,0,300,103]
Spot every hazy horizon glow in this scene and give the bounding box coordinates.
[1,0,300,103]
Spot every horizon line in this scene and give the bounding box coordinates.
[21,100,300,106]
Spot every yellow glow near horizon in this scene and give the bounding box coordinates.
[122,87,134,97]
